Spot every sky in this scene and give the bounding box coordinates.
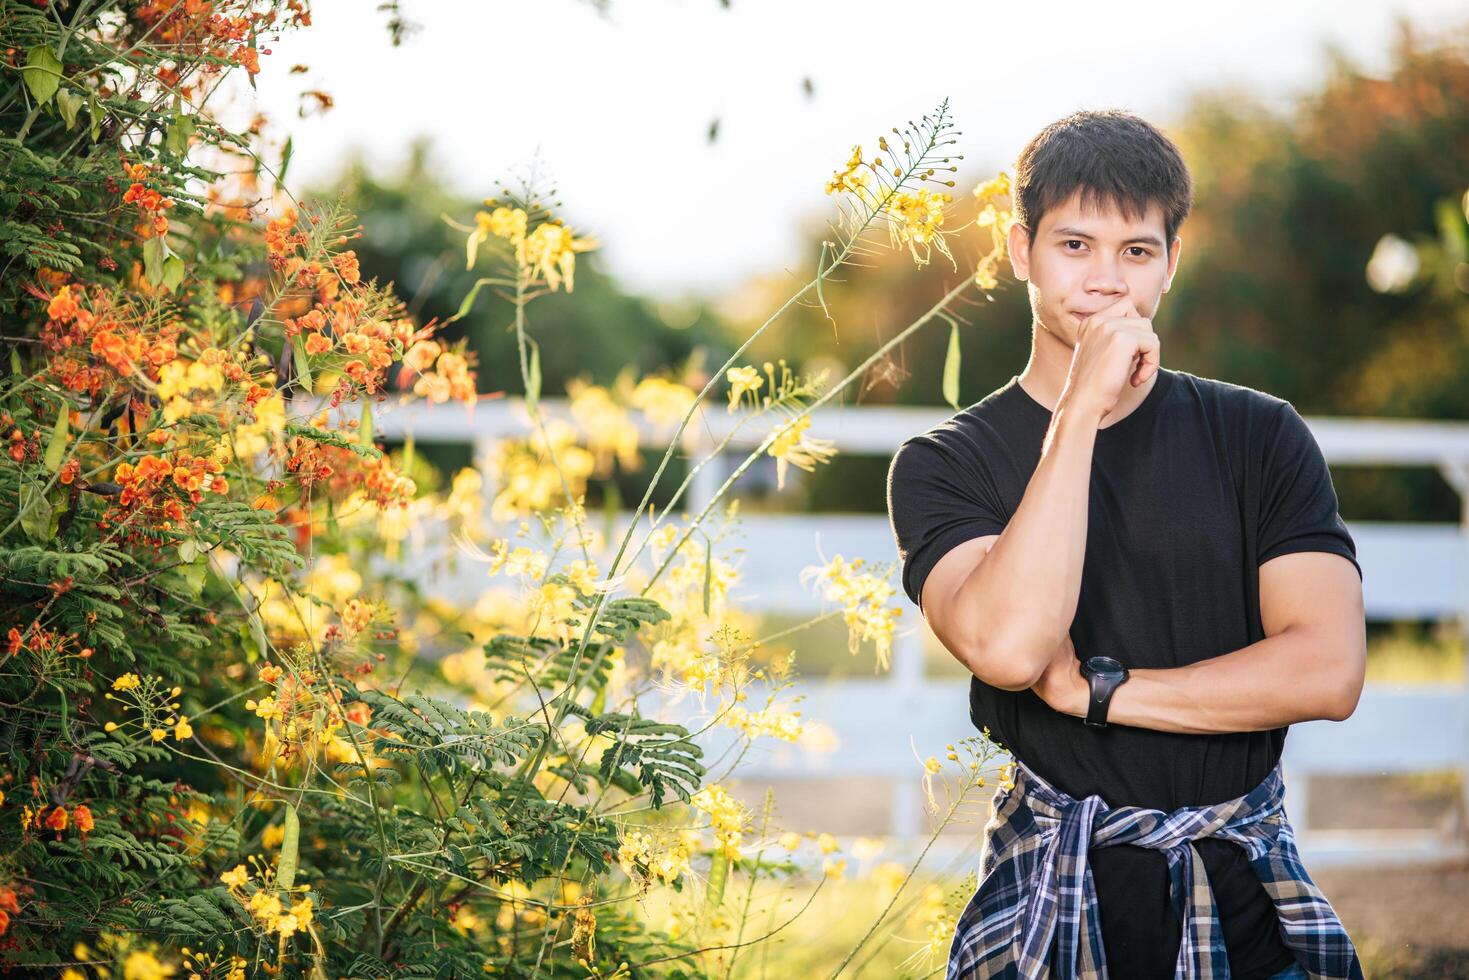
[247,0,1469,301]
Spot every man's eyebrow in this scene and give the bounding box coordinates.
[1051,226,1166,248]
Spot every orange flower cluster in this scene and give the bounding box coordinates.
[265,208,310,270]
[121,161,174,239]
[4,624,90,661]
[400,339,478,405]
[104,451,229,533]
[41,284,180,396]
[278,434,414,510]
[24,802,94,840]
[132,0,310,86]
[0,885,19,938]
[284,296,418,398]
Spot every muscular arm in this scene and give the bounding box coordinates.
[921,405,1102,691]
[1033,550,1367,732]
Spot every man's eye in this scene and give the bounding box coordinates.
[1063,240,1085,250]
[1127,247,1151,257]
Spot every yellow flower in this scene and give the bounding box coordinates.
[112,672,141,691]
[104,722,118,732]
[778,831,801,851]
[924,756,942,774]
[290,896,314,927]
[815,832,839,854]
[220,864,249,889]
[725,365,764,413]
[467,205,528,268]
[767,414,837,491]
[691,783,749,859]
[521,221,598,292]
[245,696,281,721]
[887,188,956,267]
[123,950,175,980]
[262,821,285,850]
[824,144,867,197]
[151,728,168,742]
[174,716,193,741]
[972,171,1011,203]
[798,554,901,671]
[629,376,698,429]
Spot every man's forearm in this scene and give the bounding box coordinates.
[950,403,1101,690]
[1101,625,1366,733]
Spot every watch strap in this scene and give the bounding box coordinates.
[1084,669,1125,728]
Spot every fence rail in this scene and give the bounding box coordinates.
[348,395,1469,866]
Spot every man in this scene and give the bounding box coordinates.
[885,109,1366,979]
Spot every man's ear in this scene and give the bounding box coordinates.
[1163,235,1183,292]
[1008,220,1031,282]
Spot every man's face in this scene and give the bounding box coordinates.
[1007,188,1182,348]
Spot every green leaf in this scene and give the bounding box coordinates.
[942,321,962,410]
[279,135,294,186]
[275,803,300,892]
[359,399,374,449]
[42,401,69,473]
[19,483,55,543]
[9,348,21,375]
[161,254,186,293]
[23,46,62,106]
[402,433,415,475]
[56,88,83,130]
[143,235,166,287]
[1436,196,1468,263]
[291,334,313,392]
[88,94,103,141]
[706,850,728,909]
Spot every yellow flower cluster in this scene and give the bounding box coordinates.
[972,171,1016,290]
[721,702,803,743]
[691,783,749,860]
[219,863,315,938]
[823,145,869,198]
[466,200,597,292]
[566,378,643,475]
[104,673,188,744]
[156,353,228,425]
[628,376,699,430]
[799,554,902,670]
[887,187,957,268]
[483,420,596,521]
[616,827,699,891]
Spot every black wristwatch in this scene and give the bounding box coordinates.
[1079,656,1130,728]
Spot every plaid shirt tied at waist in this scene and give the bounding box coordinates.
[946,759,1364,980]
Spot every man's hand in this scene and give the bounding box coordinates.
[1060,295,1161,424]
[1031,633,1087,718]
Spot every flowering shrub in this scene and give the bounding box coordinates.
[1,2,1017,975]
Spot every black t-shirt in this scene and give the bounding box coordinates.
[885,366,1361,979]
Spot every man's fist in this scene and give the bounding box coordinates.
[1061,295,1160,423]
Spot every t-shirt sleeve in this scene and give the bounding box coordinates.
[1256,401,1362,581]
[886,435,1008,612]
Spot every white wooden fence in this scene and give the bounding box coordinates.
[348,395,1469,868]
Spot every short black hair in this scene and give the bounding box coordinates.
[1013,109,1194,246]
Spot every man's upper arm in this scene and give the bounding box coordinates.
[887,435,1009,667]
[919,532,1002,661]
[1253,399,1366,714]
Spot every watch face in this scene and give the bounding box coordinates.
[1084,656,1126,678]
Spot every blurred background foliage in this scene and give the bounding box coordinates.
[312,19,1469,523]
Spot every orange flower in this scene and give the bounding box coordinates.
[72,805,94,834]
[44,806,68,832]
